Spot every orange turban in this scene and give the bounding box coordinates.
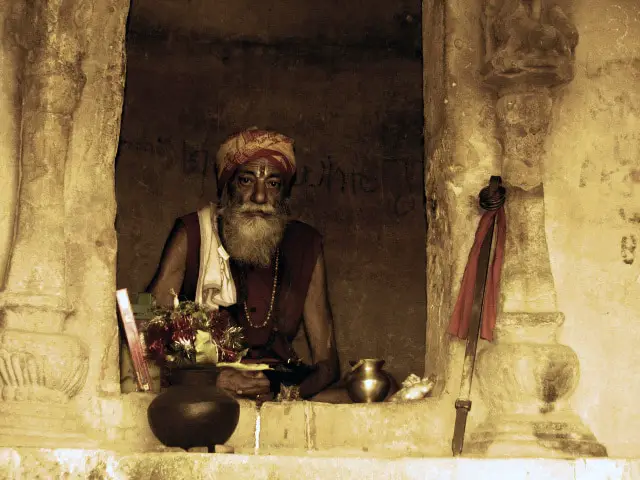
[215,128,296,193]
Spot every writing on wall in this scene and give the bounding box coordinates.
[119,137,212,175]
[120,136,424,218]
[294,158,422,217]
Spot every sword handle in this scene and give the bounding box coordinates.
[452,399,472,456]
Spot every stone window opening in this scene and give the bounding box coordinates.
[115,2,427,398]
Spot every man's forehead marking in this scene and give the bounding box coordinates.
[239,161,281,178]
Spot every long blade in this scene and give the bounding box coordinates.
[452,216,497,456]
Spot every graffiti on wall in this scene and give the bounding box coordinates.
[119,136,424,218]
[293,158,422,217]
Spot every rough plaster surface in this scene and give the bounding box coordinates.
[115,37,426,383]
[544,0,640,457]
[61,0,130,399]
[427,0,640,458]
[0,3,20,293]
[128,0,421,52]
[423,0,453,392]
[2,448,640,480]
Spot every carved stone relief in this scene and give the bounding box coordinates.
[482,0,579,89]
[467,0,607,458]
[0,0,90,406]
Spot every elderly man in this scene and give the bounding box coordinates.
[147,128,341,401]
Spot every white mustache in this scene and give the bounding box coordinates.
[234,203,278,215]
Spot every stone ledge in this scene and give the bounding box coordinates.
[253,397,454,456]
[88,393,452,455]
[85,393,258,452]
[1,448,639,479]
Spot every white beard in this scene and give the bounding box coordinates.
[220,205,287,267]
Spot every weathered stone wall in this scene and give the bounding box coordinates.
[546,0,640,457]
[64,0,130,399]
[423,0,453,393]
[4,447,639,479]
[116,4,426,383]
[0,3,20,295]
[424,0,500,395]
[0,0,128,447]
[129,0,420,48]
[427,0,640,457]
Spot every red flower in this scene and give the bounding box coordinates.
[142,301,246,367]
[145,322,170,352]
[209,310,231,335]
[147,339,166,362]
[170,316,195,344]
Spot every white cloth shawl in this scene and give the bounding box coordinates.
[195,204,236,309]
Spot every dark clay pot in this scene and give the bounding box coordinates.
[147,365,240,450]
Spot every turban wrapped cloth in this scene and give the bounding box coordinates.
[215,128,296,194]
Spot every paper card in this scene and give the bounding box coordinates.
[116,288,151,392]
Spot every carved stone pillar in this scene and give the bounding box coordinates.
[466,1,606,457]
[0,1,92,446]
[0,3,21,292]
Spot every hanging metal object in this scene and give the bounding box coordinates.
[451,176,506,457]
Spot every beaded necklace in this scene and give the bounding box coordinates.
[243,248,279,329]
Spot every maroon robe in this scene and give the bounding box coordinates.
[172,212,333,398]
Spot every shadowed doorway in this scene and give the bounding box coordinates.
[115,0,426,386]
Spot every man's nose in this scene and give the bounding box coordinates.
[250,182,267,204]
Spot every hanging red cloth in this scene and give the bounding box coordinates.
[447,205,507,342]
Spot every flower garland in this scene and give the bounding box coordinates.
[143,291,248,367]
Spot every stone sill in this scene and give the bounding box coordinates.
[1,448,639,479]
[92,393,453,455]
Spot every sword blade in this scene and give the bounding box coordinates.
[451,215,497,456]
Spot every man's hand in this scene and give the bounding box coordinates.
[217,369,271,398]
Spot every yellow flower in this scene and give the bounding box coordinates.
[194,330,219,364]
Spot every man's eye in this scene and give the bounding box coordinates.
[268,180,281,188]
[238,177,252,185]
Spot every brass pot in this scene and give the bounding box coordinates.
[346,358,391,403]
